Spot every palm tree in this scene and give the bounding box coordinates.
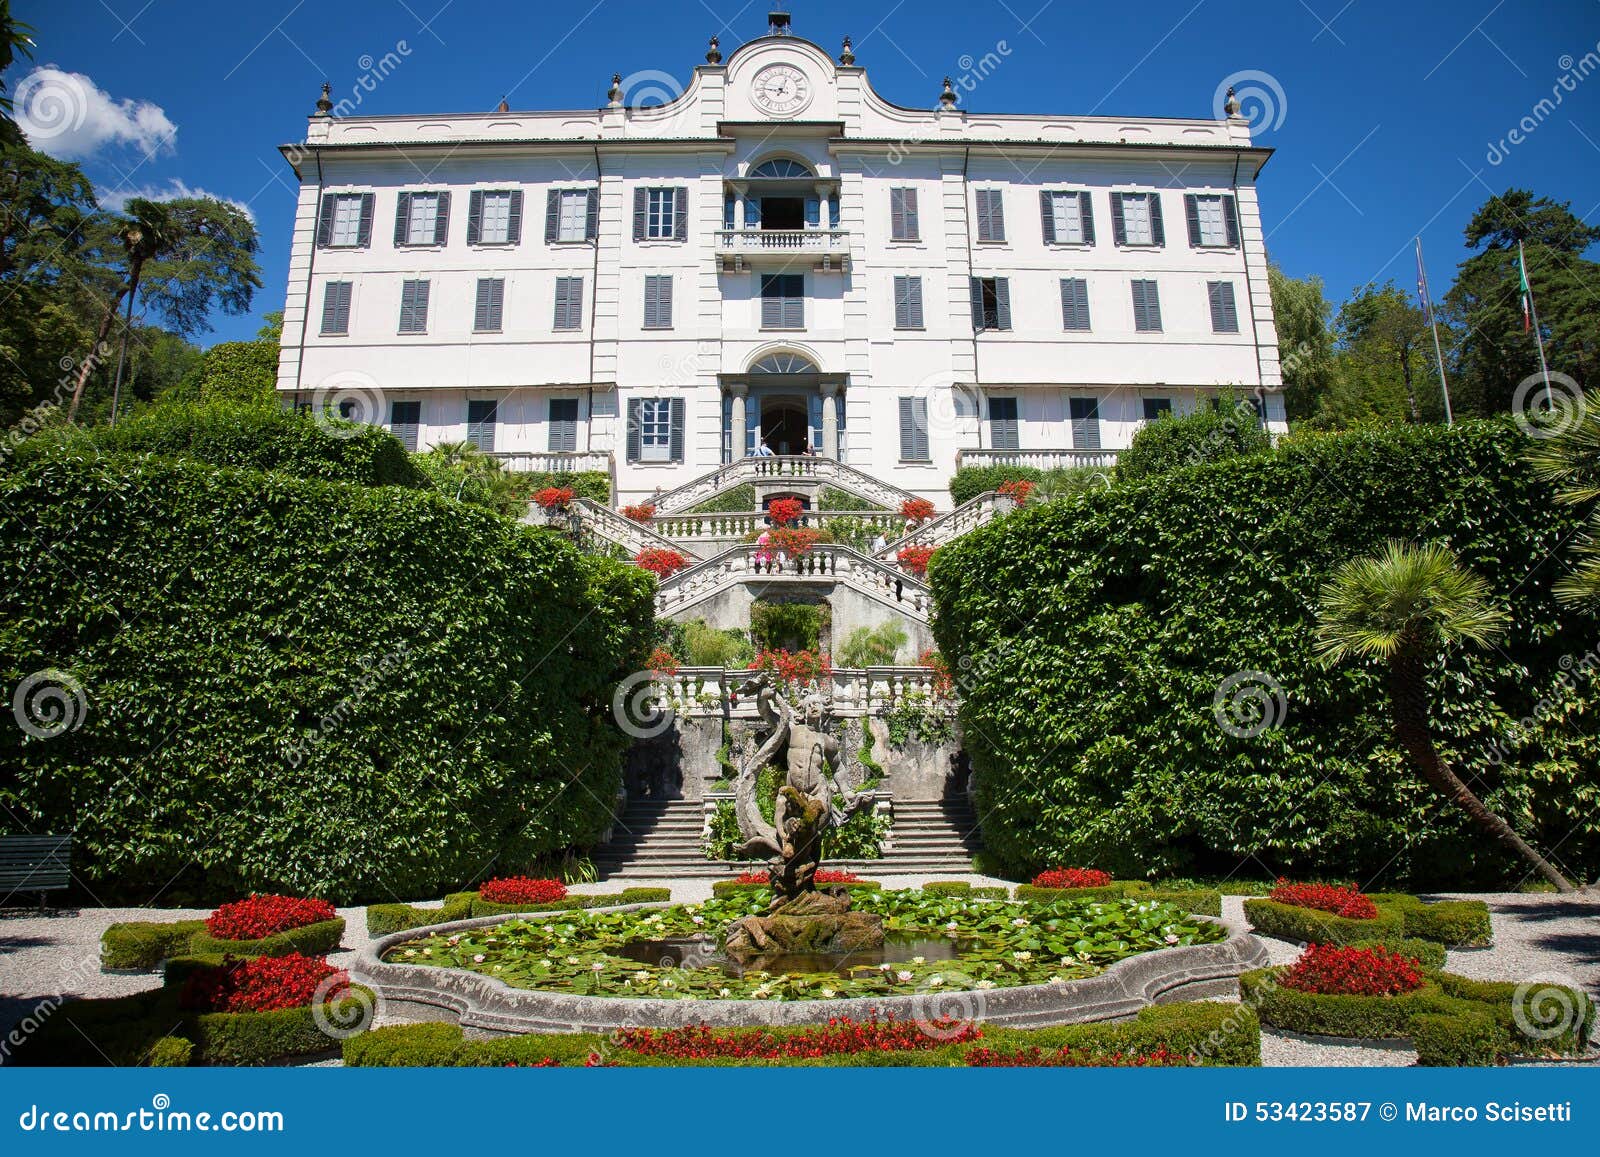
[68,199,174,421]
[1316,540,1575,892]
[1525,401,1600,604]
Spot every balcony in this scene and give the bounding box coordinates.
[715,229,850,272]
[956,448,1121,471]
[488,450,614,476]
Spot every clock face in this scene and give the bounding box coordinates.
[752,64,812,116]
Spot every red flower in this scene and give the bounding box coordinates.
[769,527,823,557]
[635,549,688,579]
[897,545,935,578]
[748,649,831,686]
[613,1015,979,1060]
[919,649,953,698]
[732,868,859,885]
[1269,878,1379,920]
[479,877,568,906]
[965,1045,1190,1068]
[899,498,936,525]
[646,647,678,676]
[1278,943,1424,996]
[997,479,1035,505]
[766,498,805,527]
[532,487,575,511]
[621,504,657,523]
[205,894,336,941]
[1031,868,1113,889]
[179,953,346,1013]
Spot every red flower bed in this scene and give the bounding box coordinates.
[965,1045,1190,1068]
[897,545,935,577]
[899,498,935,524]
[178,953,346,1014]
[749,648,831,686]
[1269,878,1379,920]
[478,877,568,906]
[614,1016,979,1060]
[1278,943,1424,997]
[769,527,823,557]
[766,497,805,527]
[1031,868,1112,890]
[646,647,678,676]
[997,479,1035,505]
[635,548,688,579]
[532,486,574,511]
[919,649,953,698]
[620,504,656,523]
[205,894,336,941]
[733,868,860,885]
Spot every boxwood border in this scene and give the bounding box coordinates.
[100,917,345,971]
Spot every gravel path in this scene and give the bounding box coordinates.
[3,887,1594,1066]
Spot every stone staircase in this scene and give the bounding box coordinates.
[594,795,983,881]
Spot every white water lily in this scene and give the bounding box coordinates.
[1012,950,1032,962]
[928,975,944,986]
[591,962,605,972]
[540,959,553,968]
[719,988,732,997]
[911,955,926,965]
[633,971,650,982]
[403,949,417,957]
[421,948,432,957]
[566,957,580,965]
[1011,918,1029,927]
[691,915,705,925]
[473,954,486,963]
[945,921,959,931]
[1049,975,1069,985]
[975,979,996,990]
[1164,933,1180,945]
[896,970,913,982]
[821,988,837,998]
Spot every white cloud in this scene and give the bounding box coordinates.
[98,180,256,225]
[13,66,177,160]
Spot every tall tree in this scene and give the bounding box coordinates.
[67,197,261,421]
[1316,541,1575,892]
[1268,263,1336,419]
[1333,282,1443,424]
[1444,190,1600,414]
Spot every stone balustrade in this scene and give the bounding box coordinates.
[650,665,949,718]
[651,456,919,516]
[877,491,1008,557]
[955,447,1120,471]
[655,543,931,622]
[489,450,614,476]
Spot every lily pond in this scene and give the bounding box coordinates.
[385,888,1224,1001]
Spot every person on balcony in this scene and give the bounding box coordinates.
[756,438,775,458]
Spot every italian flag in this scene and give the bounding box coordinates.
[1518,244,1533,333]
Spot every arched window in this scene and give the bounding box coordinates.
[750,352,818,374]
[748,158,813,179]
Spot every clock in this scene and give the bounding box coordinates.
[752,64,812,117]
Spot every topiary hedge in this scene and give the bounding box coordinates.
[931,421,1600,886]
[103,917,345,970]
[0,453,656,904]
[9,400,428,488]
[1014,881,1222,916]
[1244,895,1491,950]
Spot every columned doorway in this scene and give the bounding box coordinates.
[759,399,809,455]
[722,352,846,462]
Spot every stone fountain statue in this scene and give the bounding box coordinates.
[722,672,885,960]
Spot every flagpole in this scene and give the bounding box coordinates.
[1520,239,1553,409]
[1415,237,1454,426]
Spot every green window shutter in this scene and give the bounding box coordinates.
[467,191,483,245]
[1039,190,1057,244]
[1069,396,1101,450]
[673,187,688,241]
[585,188,599,240]
[1079,191,1096,245]
[320,282,351,335]
[1110,192,1127,246]
[357,193,375,247]
[632,188,648,241]
[994,278,1011,330]
[393,193,411,247]
[669,397,686,463]
[898,396,929,461]
[316,194,336,246]
[1060,278,1090,331]
[1223,194,1240,246]
[989,396,1019,450]
[969,277,984,330]
[1209,281,1239,332]
[1184,194,1202,247]
[432,191,450,246]
[626,398,642,462]
[1148,192,1165,247]
[544,189,561,243]
[548,398,579,453]
[507,189,524,244]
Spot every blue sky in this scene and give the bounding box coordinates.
[10,0,1600,345]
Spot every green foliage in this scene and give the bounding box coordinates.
[1410,1009,1499,1066]
[100,920,208,970]
[818,485,885,512]
[0,452,656,903]
[186,917,345,959]
[193,339,278,406]
[950,464,1043,506]
[1244,895,1491,949]
[1526,399,1600,604]
[668,619,755,668]
[837,622,907,667]
[1348,936,1447,971]
[750,601,828,652]
[8,399,427,488]
[1117,398,1272,482]
[684,483,757,514]
[1243,969,1446,1038]
[930,420,1600,885]
[519,470,610,504]
[883,692,953,748]
[1268,263,1337,420]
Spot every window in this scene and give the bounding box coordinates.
[474,278,505,333]
[761,274,804,329]
[548,398,579,453]
[319,281,352,335]
[389,400,421,451]
[635,187,687,241]
[893,275,924,329]
[643,274,673,329]
[969,276,1011,331]
[988,396,1019,450]
[553,276,584,330]
[1041,191,1095,245]
[1142,397,1173,422]
[1060,278,1091,331]
[1185,193,1239,248]
[1112,191,1165,247]
[627,397,684,464]
[1069,396,1101,450]
[975,188,1006,242]
[545,188,596,243]
[750,158,812,179]
[1130,279,1162,332]
[890,187,919,241]
[395,191,449,247]
[466,399,497,452]
[398,279,430,333]
[898,396,930,461]
[1208,281,1240,333]
[469,190,522,245]
[319,192,372,248]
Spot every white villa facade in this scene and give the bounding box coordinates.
[276,11,1283,504]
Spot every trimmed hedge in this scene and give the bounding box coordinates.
[1349,937,1447,971]
[1014,881,1222,916]
[1116,401,1271,482]
[364,888,672,936]
[1433,972,1596,1055]
[10,400,428,488]
[1244,895,1491,949]
[1411,1010,1500,1067]
[0,452,657,904]
[933,420,1600,886]
[344,1000,1261,1068]
[187,917,345,960]
[1242,969,1446,1038]
[101,919,207,971]
[709,880,883,899]
[920,881,1008,900]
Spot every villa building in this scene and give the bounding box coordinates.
[275,9,1282,503]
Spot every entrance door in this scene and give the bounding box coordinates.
[761,197,804,231]
[760,400,810,456]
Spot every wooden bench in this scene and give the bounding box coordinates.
[0,836,72,913]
